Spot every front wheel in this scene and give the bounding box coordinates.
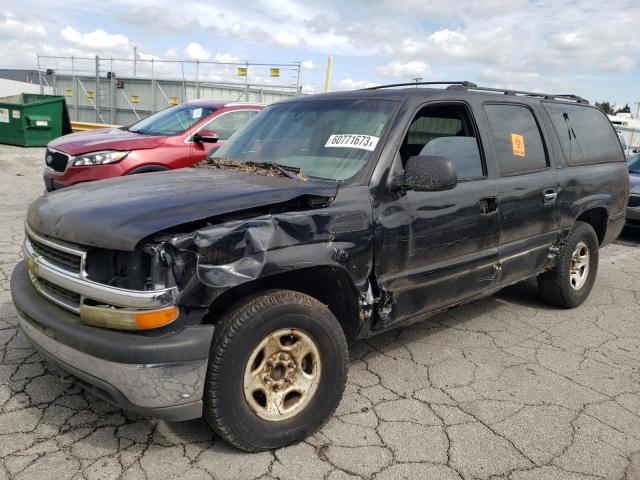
[203,290,348,451]
[538,221,599,308]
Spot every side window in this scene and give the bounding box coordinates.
[543,103,624,165]
[400,104,485,180]
[484,104,548,175]
[202,110,256,140]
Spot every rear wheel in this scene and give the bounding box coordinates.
[538,221,599,308]
[203,289,348,451]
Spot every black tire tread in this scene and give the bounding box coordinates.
[203,289,348,452]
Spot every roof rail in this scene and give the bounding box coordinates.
[446,84,589,104]
[362,81,478,90]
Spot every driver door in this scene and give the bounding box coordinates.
[373,102,500,327]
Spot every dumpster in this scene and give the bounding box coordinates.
[0,94,72,147]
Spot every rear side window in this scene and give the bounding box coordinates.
[543,103,624,165]
[484,104,548,175]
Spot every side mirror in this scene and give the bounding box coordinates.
[400,155,457,192]
[193,129,219,143]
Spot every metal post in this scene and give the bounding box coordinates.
[95,55,101,123]
[295,62,301,92]
[133,46,137,77]
[72,56,79,121]
[181,62,186,101]
[37,55,43,94]
[110,58,116,124]
[245,60,249,97]
[52,71,57,95]
[151,59,156,113]
[195,60,200,99]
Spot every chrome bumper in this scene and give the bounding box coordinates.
[18,311,207,413]
[23,223,178,314]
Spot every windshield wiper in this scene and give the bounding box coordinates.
[208,158,306,181]
[265,161,302,180]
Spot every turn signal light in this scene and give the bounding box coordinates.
[135,307,179,330]
[80,305,179,331]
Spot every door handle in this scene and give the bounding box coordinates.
[479,196,498,215]
[543,189,558,202]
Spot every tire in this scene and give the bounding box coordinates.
[203,289,348,451]
[538,221,599,308]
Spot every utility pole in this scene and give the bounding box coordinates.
[634,101,640,120]
[412,77,422,86]
[324,56,333,93]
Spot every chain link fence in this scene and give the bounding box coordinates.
[37,55,303,125]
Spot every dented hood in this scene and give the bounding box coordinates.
[27,169,337,251]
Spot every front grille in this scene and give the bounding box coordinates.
[45,148,70,173]
[28,234,82,273]
[629,195,640,208]
[34,276,81,306]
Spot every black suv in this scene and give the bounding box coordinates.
[11,82,628,451]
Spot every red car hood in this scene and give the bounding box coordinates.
[48,128,167,156]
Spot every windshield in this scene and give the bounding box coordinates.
[211,99,397,181]
[629,154,640,174]
[128,104,217,136]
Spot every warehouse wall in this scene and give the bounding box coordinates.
[53,75,301,125]
[0,78,53,98]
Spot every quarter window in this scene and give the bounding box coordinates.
[543,103,623,165]
[484,104,548,175]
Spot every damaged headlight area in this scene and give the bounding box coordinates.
[84,242,197,292]
[79,242,198,330]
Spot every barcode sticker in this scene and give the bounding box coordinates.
[324,134,379,152]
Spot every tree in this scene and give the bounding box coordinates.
[615,103,631,114]
[595,101,615,115]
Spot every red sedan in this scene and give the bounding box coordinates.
[43,101,263,190]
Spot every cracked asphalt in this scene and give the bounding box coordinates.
[1,144,640,480]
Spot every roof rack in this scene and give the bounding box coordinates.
[362,81,478,90]
[362,81,589,105]
[445,84,589,104]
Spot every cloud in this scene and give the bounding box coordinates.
[0,12,46,39]
[228,23,303,48]
[301,59,314,70]
[184,42,211,60]
[60,26,129,51]
[116,7,211,34]
[337,78,377,90]
[378,61,432,79]
[214,53,241,63]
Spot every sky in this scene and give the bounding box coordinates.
[1,0,639,108]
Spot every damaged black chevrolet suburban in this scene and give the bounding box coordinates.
[11,82,628,451]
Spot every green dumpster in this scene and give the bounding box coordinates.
[0,94,72,147]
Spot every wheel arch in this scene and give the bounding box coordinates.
[575,207,608,245]
[204,265,362,339]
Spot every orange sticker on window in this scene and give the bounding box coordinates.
[511,133,526,157]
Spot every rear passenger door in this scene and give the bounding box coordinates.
[483,103,561,283]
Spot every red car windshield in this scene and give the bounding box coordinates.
[128,104,217,136]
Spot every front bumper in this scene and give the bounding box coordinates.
[11,261,214,421]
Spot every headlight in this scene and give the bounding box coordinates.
[73,150,130,166]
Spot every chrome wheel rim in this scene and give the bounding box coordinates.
[570,241,590,291]
[243,328,321,422]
